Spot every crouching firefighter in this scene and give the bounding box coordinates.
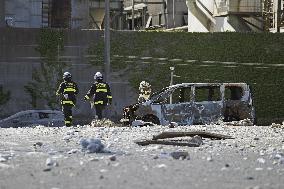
[84,72,112,120]
[56,72,79,126]
[138,81,152,103]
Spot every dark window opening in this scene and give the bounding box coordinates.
[195,86,221,102]
[178,87,191,103]
[225,86,243,100]
[158,13,162,25]
[50,0,71,28]
[39,112,50,119]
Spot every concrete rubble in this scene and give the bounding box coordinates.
[0,123,284,188]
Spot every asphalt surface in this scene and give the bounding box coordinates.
[0,123,284,189]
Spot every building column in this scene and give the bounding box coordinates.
[0,0,5,27]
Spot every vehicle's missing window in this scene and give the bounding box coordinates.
[225,86,243,100]
[195,86,221,102]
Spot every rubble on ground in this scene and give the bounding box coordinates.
[223,118,253,126]
[1,123,284,188]
[79,138,107,153]
[271,122,284,128]
[90,119,118,127]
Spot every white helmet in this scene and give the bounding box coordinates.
[94,72,103,80]
[63,72,72,80]
[140,81,150,88]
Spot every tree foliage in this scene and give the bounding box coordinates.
[0,85,10,106]
[25,29,66,109]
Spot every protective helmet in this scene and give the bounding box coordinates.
[63,72,72,80]
[140,81,150,88]
[94,72,103,80]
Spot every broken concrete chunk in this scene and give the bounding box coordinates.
[271,123,284,128]
[132,120,146,127]
[191,135,203,146]
[33,142,43,147]
[109,155,116,161]
[46,158,58,167]
[131,120,155,127]
[80,138,105,153]
[67,149,78,154]
[169,122,178,128]
[257,158,266,164]
[170,151,189,160]
[0,156,8,162]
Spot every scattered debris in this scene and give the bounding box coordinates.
[135,131,232,147]
[46,158,59,167]
[155,164,167,169]
[207,156,213,162]
[257,158,266,164]
[109,155,116,161]
[63,135,72,141]
[67,149,78,154]
[170,151,189,160]
[88,157,100,162]
[190,135,203,146]
[0,156,8,162]
[131,120,155,127]
[135,139,201,147]
[79,138,107,153]
[152,131,234,140]
[91,119,117,127]
[43,167,52,172]
[169,122,178,128]
[271,122,284,128]
[224,119,253,126]
[33,142,43,147]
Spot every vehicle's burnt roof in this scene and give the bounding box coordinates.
[168,83,248,89]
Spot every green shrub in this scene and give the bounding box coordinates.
[88,31,284,124]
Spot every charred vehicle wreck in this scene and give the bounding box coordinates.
[122,83,256,126]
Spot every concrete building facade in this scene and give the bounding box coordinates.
[0,0,5,27]
[2,0,123,29]
[123,0,188,30]
[186,0,284,32]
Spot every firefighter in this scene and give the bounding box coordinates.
[84,72,112,120]
[138,81,152,103]
[56,72,78,127]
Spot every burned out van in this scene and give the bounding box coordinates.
[122,83,256,126]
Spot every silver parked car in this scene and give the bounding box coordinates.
[0,110,64,128]
[123,83,256,126]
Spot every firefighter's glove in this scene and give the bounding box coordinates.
[84,95,89,101]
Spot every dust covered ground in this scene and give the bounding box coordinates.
[0,122,284,189]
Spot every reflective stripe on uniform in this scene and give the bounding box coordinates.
[62,101,75,105]
[96,83,106,87]
[85,95,90,100]
[94,101,104,105]
[65,121,71,124]
[107,95,112,99]
[96,88,107,92]
[64,88,76,92]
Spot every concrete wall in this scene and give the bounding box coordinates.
[0,28,137,122]
[0,0,4,27]
[5,0,42,28]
